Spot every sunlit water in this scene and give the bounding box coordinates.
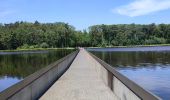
[88,46,170,100]
[0,49,74,92]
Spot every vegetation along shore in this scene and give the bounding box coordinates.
[1,21,170,50]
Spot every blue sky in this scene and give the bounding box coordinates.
[1,0,170,30]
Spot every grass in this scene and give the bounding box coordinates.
[0,47,75,52]
[87,44,170,48]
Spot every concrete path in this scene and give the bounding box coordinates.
[40,49,118,100]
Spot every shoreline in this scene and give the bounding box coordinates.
[0,48,75,52]
[1,44,170,52]
[87,44,170,48]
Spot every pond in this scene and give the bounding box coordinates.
[88,46,170,100]
[0,49,74,92]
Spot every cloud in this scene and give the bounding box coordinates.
[114,0,170,17]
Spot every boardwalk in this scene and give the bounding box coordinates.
[40,49,118,100]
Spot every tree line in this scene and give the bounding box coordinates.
[89,24,170,46]
[0,21,170,50]
[0,21,90,50]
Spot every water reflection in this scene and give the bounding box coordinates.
[0,49,74,92]
[91,51,170,68]
[120,67,170,100]
[0,76,21,92]
[89,47,170,100]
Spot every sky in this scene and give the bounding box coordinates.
[0,0,170,30]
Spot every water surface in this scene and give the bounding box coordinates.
[0,49,74,92]
[88,46,170,100]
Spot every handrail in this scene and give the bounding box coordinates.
[0,50,79,100]
[88,51,161,100]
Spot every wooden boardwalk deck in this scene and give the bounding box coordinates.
[40,49,118,100]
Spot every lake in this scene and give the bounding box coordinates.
[88,46,170,100]
[0,49,74,92]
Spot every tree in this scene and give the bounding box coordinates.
[1,21,170,50]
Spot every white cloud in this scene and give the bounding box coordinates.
[114,0,170,17]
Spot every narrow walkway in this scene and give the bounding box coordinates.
[40,49,118,100]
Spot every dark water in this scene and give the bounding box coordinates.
[88,46,170,100]
[0,49,74,92]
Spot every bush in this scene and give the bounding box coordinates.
[40,42,49,48]
[17,44,40,49]
[111,40,118,46]
[145,36,166,44]
[29,45,35,49]
[17,44,29,49]
[34,45,39,48]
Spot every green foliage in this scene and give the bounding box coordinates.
[0,21,88,50]
[40,42,49,48]
[0,22,170,50]
[88,24,170,47]
[17,44,29,49]
[145,36,166,44]
[17,44,41,49]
